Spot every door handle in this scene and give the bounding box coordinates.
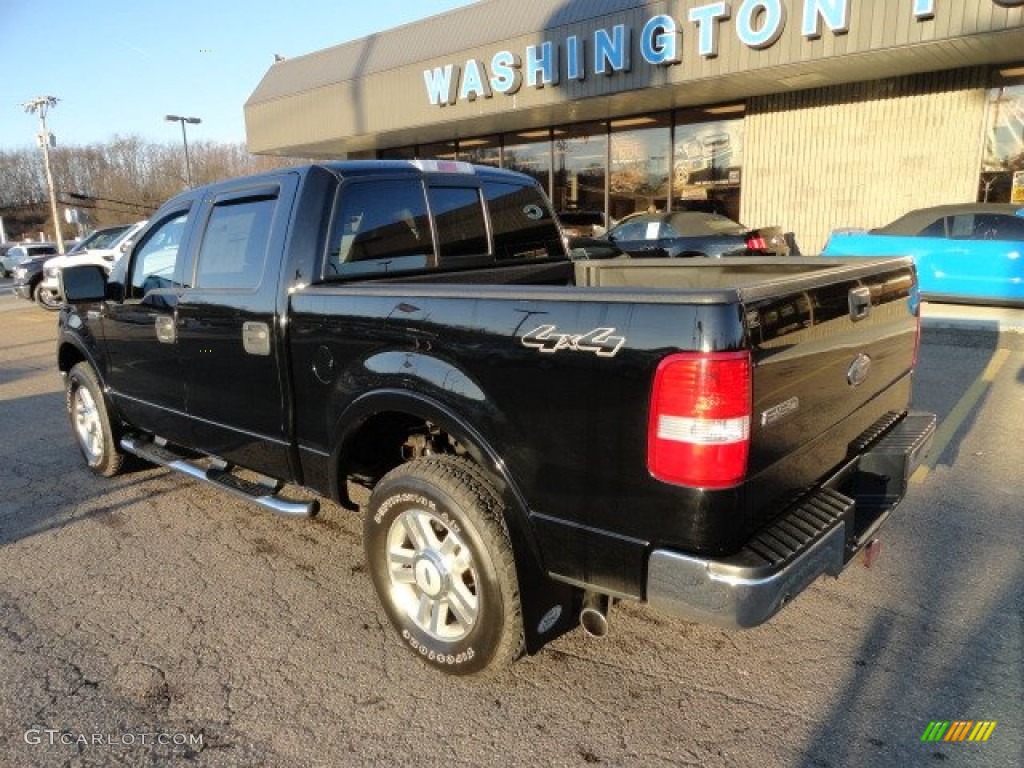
[848,286,872,322]
[243,321,271,356]
[155,315,176,343]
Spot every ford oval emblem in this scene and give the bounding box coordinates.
[847,354,872,387]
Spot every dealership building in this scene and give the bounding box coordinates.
[245,0,1024,251]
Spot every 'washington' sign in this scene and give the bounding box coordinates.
[423,0,1023,107]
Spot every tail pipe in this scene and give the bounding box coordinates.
[579,591,611,638]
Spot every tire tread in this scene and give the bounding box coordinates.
[368,455,524,676]
[67,362,125,477]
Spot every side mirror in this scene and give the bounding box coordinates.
[61,264,108,302]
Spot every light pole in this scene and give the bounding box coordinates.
[165,114,201,187]
[22,95,65,253]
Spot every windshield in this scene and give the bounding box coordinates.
[77,225,132,251]
[667,212,746,236]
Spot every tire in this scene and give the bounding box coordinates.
[33,281,61,311]
[364,455,523,676]
[66,362,125,477]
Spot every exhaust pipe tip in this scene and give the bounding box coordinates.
[860,538,882,568]
[579,592,610,638]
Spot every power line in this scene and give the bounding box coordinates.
[64,190,163,210]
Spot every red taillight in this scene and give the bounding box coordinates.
[746,236,767,251]
[648,351,752,489]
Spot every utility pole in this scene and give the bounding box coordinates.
[21,95,65,253]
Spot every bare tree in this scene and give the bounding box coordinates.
[0,137,301,239]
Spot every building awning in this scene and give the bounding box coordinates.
[244,0,1024,157]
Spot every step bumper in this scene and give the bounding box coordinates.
[646,411,936,629]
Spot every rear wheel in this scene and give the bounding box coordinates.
[364,455,523,676]
[66,363,125,477]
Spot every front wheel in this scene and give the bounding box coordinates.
[66,363,125,477]
[364,455,523,676]
[33,281,62,311]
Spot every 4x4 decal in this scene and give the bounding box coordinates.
[521,324,625,357]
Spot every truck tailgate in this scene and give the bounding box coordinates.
[577,256,920,538]
[741,260,918,527]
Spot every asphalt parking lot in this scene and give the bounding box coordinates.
[0,284,1021,768]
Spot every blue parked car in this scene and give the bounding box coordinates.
[821,204,1024,306]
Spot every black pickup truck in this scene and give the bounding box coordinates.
[58,160,934,676]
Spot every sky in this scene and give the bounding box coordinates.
[0,0,477,151]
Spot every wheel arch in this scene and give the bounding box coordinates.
[58,336,127,428]
[331,388,580,654]
[57,337,90,376]
[329,389,526,529]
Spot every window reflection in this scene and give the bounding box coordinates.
[610,115,670,219]
[417,141,457,161]
[504,130,552,194]
[325,180,432,277]
[483,181,563,260]
[427,186,488,259]
[674,106,744,221]
[458,136,501,167]
[376,104,749,223]
[553,122,607,216]
[980,82,1024,203]
[378,146,416,160]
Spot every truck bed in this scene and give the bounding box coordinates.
[291,255,920,596]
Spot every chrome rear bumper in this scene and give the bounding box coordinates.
[646,411,935,629]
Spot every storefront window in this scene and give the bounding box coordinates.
[552,122,607,216]
[609,115,671,220]
[674,105,744,221]
[372,108,749,224]
[417,141,457,160]
[458,136,501,167]
[503,130,552,195]
[980,81,1024,204]
[378,146,416,160]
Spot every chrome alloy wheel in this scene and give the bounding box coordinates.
[73,385,104,463]
[386,507,479,641]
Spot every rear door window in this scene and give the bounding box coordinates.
[195,193,277,291]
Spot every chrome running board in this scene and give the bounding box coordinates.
[120,436,319,518]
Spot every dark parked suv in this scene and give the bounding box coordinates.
[12,250,61,308]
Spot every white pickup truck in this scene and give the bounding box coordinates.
[37,221,146,309]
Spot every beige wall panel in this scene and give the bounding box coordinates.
[742,68,990,254]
